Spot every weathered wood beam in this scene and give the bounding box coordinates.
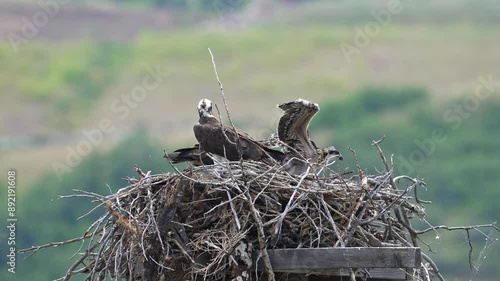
[256,247,420,276]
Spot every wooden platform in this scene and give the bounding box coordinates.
[258,247,421,280]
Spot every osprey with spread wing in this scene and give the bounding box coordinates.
[277,98,343,175]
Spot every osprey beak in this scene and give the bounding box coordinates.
[323,146,343,161]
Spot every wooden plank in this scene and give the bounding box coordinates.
[309,268,407,280]
[256,247,420,274]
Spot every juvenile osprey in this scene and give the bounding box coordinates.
[277,99,343,175]
[164,144,213,166]
[193,99,285,163]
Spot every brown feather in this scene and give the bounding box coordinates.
[165,144,213,166]
[277,99,342,175]
[194,99,284,163]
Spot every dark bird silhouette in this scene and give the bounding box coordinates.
[277,98,343,175]
[164,144,213,166]
[193,99,285,163]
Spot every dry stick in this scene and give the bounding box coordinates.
[59,230,110,281]
[343,174,393,245]
[144,186,167,256]
[226,190,242,230]
[416,223,500,234]
[208,48,243,159]
[90,226,116,281]
[80,213,111,261]
[207,48,232,128]
[207,47,252,232]
[76,201,106,221]
[298,203,322,247]
[106,201,137,234]
[390,231,442,281]
[349,269,356,281]
[416,221,500,270]
[372,136,391,174]
[359,181,418,226]
[421,252,445,281]
[204,192,245,216]
[243,188,275,281]
[419,261,432,281]
[466,229,474,272]
[275,167,310,235]
[214,104,239,151]
[19,232,99,258]
[372,137,420,248]
[321,197,346,247]
[394,175,431,205]
[208,48,271,279]
[348,146,363,179]
[343,191,365,246]
[134,164,147,178]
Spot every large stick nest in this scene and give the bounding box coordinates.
[46,140,442,281]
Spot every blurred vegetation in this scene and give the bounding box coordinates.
[118,0,251,12]
[6,43,127,100]
[1,42,129,128]
[0,130,173,281]
[1,1,499,280]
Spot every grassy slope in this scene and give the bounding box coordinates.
[1,1,499,280]
[2,23,499,184]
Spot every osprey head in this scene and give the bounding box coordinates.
[197,98,214,118]
[321,146,343,162]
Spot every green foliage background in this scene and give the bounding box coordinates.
[1,130,171,280]
[0,1,499,280]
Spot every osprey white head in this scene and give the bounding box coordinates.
[197,98,214,119]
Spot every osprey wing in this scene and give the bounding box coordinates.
[277,99,319,156]
[194,98,284,162]
[194,121,284,162]
[165,144,214,166]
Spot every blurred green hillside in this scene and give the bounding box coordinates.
[0,1,499,280]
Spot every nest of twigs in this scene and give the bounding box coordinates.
[20,51,500,281]
[34,139,447,281]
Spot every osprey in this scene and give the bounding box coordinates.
[164,144,213,166]
[277,99,343,175]
[193,99,285,163]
